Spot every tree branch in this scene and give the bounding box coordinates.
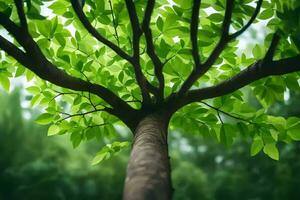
[0,5,136,124]
[191,0,202,69]
[200,101,254,124]
[124,0,154,104]
[0,35,31,66]
[0,10,52,63]
[204,0,234,67]
[108,0,120,46]
[0,34,132,110]
[177,0,234,97]
[124,0,142,58]
[176,0,263,99]
[142,0,164,101]
[58,108,106,122]
[171,33,298,109]
[70,0,132,62]
[0,12,28,48]
[179,53,300,108]
[265,32,280,61]
[14,0,28,32]
[229,0,263,39]
[85,123,108,130]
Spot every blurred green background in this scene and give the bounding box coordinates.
[1,88,300,200]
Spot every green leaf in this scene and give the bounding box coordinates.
[27,5,46,20]
[0,74,10,92]
[263,143,279,160]
[250,137,264,156]
[26,86,40,94]
[157,16,164,31]
[208,13,224,22]
[35,113,54,125]
[55,34,66,47]
[75,31,81,41]
[91,141,129,165]
[48,124,60,136]
[219,124,234,147]
[252,44,262,58]
[91,151,109,165]
[0,4,12,17]
[73,96,82,105]
[287,129,300,141]
[49,1,68,15]
[15,66,25,77]
[50,17,58,38]
[259,9,274,20]
[70,131,82,148]
[63,11,73,18]
[173,0,192,9]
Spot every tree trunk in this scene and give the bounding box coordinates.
[123,113,172,200]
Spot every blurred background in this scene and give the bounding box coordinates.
[1,87,300,200]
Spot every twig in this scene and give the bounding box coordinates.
[70,0,132,62]
[108,0,120,46]
[200,101,254,124]
[57,108,106,122]
[217,111,224,124]
[86,123,108,129]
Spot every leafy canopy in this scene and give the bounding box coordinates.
[0,0,300,161]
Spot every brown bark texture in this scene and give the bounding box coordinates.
[123,113,172,200]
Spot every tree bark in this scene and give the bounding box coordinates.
[123,113,172,200]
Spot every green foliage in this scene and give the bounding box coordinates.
[47,124,60,136]
[0,0,299,162]
[91,141,129,165]
[0,90,132,200]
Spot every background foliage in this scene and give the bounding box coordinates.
[1,88,300,200]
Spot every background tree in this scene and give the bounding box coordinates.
[0,0,300,199]
[2,89,300,200]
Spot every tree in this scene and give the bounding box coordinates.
[0,0,300,199]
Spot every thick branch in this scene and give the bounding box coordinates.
[0,35,31,66]
[142,0,164,101]
[179,53,300,109]
[175,33,289,108]
[0,11,51,60]
[0,12,26,46]
[0,5,137,126]
[0,35,132,112]
[70,0,132,62]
